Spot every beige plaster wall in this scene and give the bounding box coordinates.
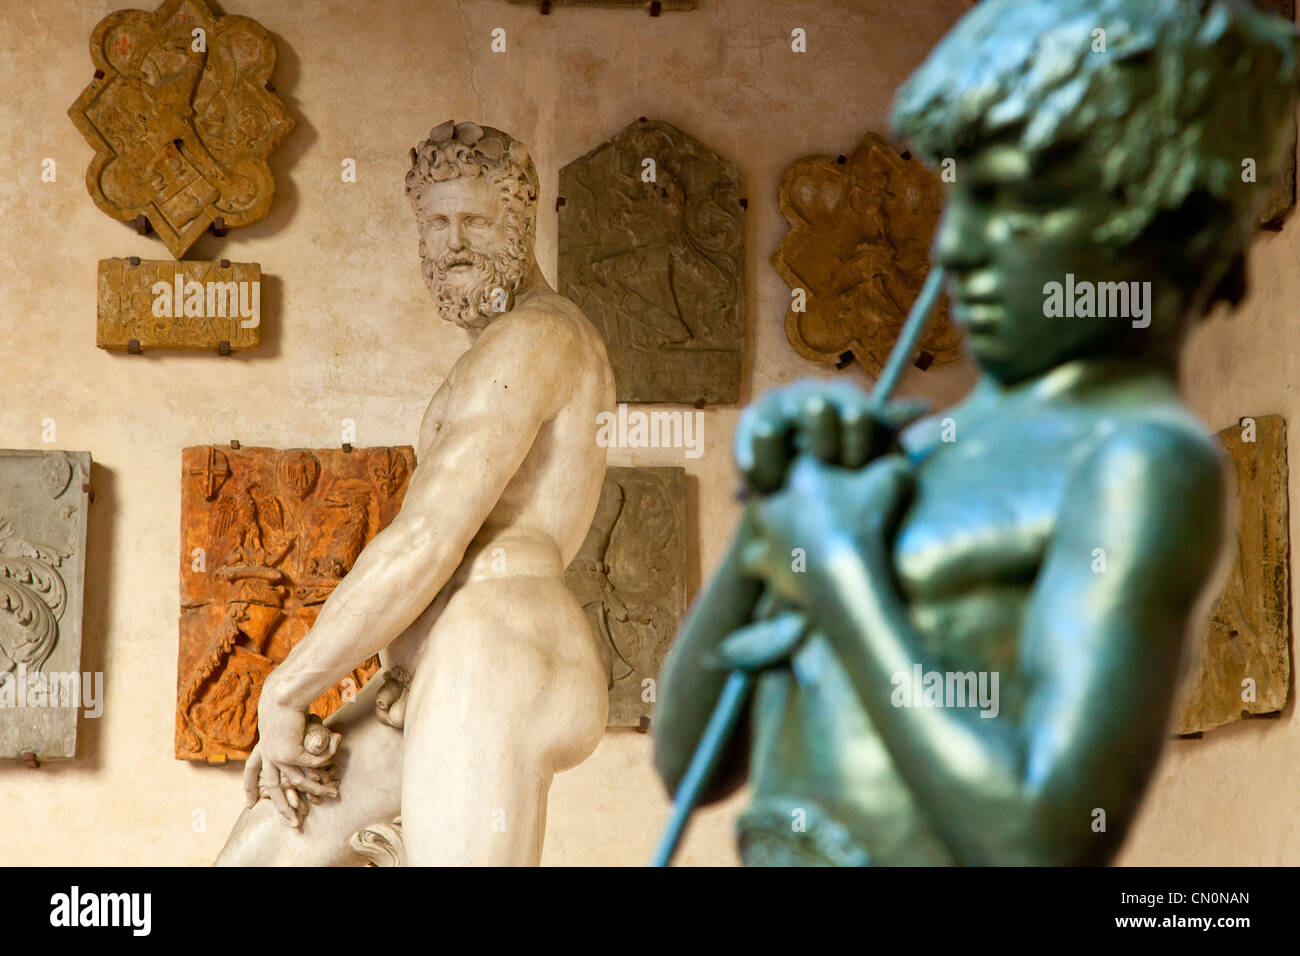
[4,0,1285,868]
[1114,169,1300,867]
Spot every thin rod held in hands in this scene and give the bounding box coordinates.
[871,265,947,409]
[648,266,947,867]
[648,670,753,868]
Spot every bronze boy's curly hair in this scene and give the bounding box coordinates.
[893,0,1300,313]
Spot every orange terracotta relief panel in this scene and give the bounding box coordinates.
[176,444,414,762]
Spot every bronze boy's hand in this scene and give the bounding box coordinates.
[733,380,928,497]
[742,453,916,607]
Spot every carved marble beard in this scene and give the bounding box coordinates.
[420,232,531,331]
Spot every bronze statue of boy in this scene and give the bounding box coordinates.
[655,0,1300,865]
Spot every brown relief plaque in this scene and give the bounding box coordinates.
[97,258,261,352]
[177,445,414,762]
[0,451,92,762]
[771,132,962,376]
[68,0,294,259]
[1173,415,1291,735]
[565,467,686,727]
[559,120,745,405]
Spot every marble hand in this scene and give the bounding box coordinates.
[244,696,342,828]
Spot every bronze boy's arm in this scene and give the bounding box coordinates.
[766,424,1226,865]
[654,381,930,804]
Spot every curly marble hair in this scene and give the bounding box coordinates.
[404,121,541,248]
[893,0,1300,312]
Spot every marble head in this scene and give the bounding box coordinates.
[406,121,541,330]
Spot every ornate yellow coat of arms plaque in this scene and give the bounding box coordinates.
[771,132,962,375]
[68,0,294,259]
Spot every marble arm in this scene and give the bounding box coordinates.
[266,312,572,713]
[800,424,1227,865]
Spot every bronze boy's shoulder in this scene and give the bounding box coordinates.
[1070,418,1227,580]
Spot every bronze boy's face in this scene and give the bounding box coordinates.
[936,142,1164,385]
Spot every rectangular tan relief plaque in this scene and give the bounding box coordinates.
[1173,415,1291,735]
[0,450,92,761]
[565,466,686,727]
[176,445,414,762]
[97,258,261,353]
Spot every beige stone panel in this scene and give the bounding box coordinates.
[97,258,262,351]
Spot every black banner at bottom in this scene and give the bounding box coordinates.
[6,865,1279,943]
